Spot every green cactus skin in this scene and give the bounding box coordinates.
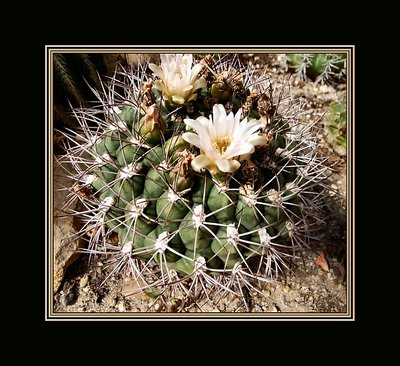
[60,54,331,310]
[324,95,347,156]
[286,53,346,83]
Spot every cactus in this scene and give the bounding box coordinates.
[324,94,347,156]
[286,53,346,84]
[58,54,331,311]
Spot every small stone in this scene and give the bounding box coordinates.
[61,292,77,306]
[117,301,126,312]
[82,286,90,293]
[262,306,267,311]
[283,284,290,293]
[97,261,103,267]
[79,275,89,288]
[271,306,278,312]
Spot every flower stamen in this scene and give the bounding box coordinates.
[212,136,232,155]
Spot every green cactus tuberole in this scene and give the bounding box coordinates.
[324,95,347,156]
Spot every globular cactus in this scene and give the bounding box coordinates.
[59,54,331,311]
[286,53,346,84]
[324,94,347,156]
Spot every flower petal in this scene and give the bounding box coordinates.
[234,108,243,123]
[160,54,169,65]
[215,158,241,173]
[149,64,165,81]
[172,95,185,105]
[196,116,210,128]
[184,118,199,131]
[212,104,226,125]
[192,77,207,91]
[249,135,269,146]
[182,132,202,150]
[184,118,213,152]
[224,142,255,159]
[191,154,211,172]
[154,80,168,94]
[242,123,264,138]
[190,63,203,79]
[151,54,206,105]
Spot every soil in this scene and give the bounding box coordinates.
[52,53,349,316]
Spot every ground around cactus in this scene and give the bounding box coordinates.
[52,54,348,316]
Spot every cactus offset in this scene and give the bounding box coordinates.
[59,54,331,310]
[286,53,346,84]
[324,94,347,156]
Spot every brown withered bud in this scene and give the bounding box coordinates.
[257,93,271,117]
[172,150,194,177]
[140,80,156,107]
[240,160,259,183]
[251,132,274,168]
[168,150,195,191]
[139,104,166,145]
[242,92,259,115]
[199,54,214,81]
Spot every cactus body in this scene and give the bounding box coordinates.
[324,94,347,156]
[286,53,346,83]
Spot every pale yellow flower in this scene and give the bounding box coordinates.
[149,54,206,105]
[182,104,268,175]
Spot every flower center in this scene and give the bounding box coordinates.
[212,136,232,155]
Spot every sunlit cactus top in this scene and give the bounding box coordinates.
[182,104,268,175]
[149,54,206,105]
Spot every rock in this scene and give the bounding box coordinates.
[117,301,126,312]
[53,158,84,293]
[154,303,163,312]
[79,275,89,288]
[61,291,78,306]
[283,284,291,293]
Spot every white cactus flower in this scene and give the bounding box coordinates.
[182,104,268,175]
[149,54,206,105]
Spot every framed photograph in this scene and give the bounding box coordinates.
[45,46,354,320]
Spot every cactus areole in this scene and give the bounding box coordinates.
[60,54,331,310]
